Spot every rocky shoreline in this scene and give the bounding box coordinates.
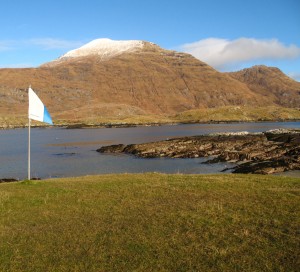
[97,129,300,175]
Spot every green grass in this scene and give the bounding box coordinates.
[0,173,299,271]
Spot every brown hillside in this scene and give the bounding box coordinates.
[0,41,298,125]
[228,65,300,107]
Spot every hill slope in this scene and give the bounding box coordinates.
[228,65,300,107]
[0,39,299,125]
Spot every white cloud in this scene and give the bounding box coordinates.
[28,38,84,50]
[180,38,300,71]
[0,41,14,51]
[0,38,84,51]
[289,72,300,82]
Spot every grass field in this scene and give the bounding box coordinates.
[0,173,299,271]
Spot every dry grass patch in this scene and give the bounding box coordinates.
[174,106,300,123]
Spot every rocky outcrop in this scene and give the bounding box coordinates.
[0,178,19,183]
[97,144,127,153]
[97,129,300,174]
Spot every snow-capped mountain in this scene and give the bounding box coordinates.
[42,38,158,67]
[61,38,144,60]
[1,38,300,125]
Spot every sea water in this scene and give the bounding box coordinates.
[1,121,299,179]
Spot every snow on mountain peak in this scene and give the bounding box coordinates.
[60,38,144,60]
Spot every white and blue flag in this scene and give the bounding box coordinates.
[28,87,53,125]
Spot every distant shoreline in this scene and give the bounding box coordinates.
[2,105,300,130]
[1,118,300,130]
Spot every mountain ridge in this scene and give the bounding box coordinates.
[228,65,300,107]
[0,39,299,126]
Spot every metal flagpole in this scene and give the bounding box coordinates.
[28,118,31,180]
[28,86,31,180]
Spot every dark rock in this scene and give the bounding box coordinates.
[264,129,300,143]
[232,159,290,174]
[0,178,19,183]
[97,144,126,153]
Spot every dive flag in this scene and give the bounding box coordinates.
[28,87,53,125]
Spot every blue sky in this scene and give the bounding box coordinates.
[1,0,299,80]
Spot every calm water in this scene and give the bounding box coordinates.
[1,121,300,179]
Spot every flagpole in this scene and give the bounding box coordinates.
[28,117,31,180]
[28,85,31,180]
